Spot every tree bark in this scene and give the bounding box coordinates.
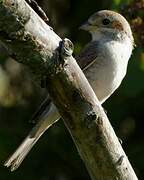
[0,0,138,179]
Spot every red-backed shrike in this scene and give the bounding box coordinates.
[5,10,134,171]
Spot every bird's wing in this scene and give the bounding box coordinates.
[76,41,99,71]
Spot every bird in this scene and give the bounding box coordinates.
[4,10,134,171]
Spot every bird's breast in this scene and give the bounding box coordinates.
[84,39,132,103]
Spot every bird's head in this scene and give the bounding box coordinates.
[80,10,134,45]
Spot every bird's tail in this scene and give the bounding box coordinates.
[4,102,60,171]
[4,134,40,171]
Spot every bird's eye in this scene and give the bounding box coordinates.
[102,18,110,25]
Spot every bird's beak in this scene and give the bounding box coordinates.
[79,21,91,31]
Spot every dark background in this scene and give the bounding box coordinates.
[0,0,144,179]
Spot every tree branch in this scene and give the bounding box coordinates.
[0,0,138,179]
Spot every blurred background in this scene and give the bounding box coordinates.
[0,0,144,179]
